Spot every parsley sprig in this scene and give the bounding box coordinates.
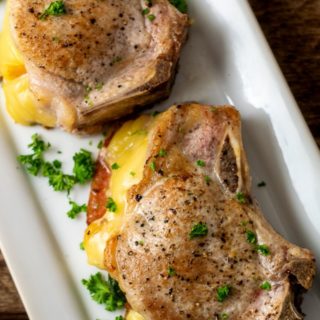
[216,285,231,302]
[17,134,50,176]
[18,134,94,193]
[67,200,87,219]
[189,222,208,239]
[245,229,271,256]
[169,0,188,13]
[82,273,126,311]
[39,1,66,20]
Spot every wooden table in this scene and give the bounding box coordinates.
[1,1,319,319]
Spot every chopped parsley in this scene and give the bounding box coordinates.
[158,149,167,157]
[246,230,257,245]
[240,220,248,227]
[97,140,103,149]
[42,160,76,192]
[130,171,136,177]
[196,159,205,167]
[204,175,211,185]
[169,0,188,13]
[257,181,266,187]
[67,200,87,219]
[115,317,124,320]
[39,1,66,20]
[151,110,160,117]
[28,133,51,154]
[73,149,94,184]
[48,171,76,192]
[18,154,43,176]
[150,161,156,172]
[17,134,50,176]
[18,135,77,192]
[80,242,85,250]
[111,162,120,170]
[235,192,246,204]
[82,273,126,311]
[219,313,229,320]
[147,14,156,21]
[189,222,208,239]
[256,244,270,256]
[95,82,104,90]
[216,285,231,302]
[106,197,117,213]
[142,8,150,15]
[168,266,176,277]
[260,281,272,291]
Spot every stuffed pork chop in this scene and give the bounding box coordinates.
[0,0,188,132]
[84,104,316,319]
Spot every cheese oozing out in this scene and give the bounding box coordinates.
[84,114,154,269]
[0,3,56,127]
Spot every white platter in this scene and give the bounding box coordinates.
[0,0,319,319]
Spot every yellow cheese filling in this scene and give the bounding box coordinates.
[126,310,145,320]
[0,3,56,127]
[84,114,154,269]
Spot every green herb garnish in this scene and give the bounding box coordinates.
[18,154,43,176]
[219,313,229,320]
[189,222,208,239]
[82,273,126,311]
[151,110,160,117]
[115,316,124,320]
[111,162,120,170]
[39,1,66,20]
[256,244,270,256]
[95,82,104,90]
[246,230,257,245]
[147,14,156,21]
[169,0,188,13]
[48,171,76,192]
[168,266,176,277]
[142,8,150,15]
[80,242,85,250]
[106,197,117,213]
[204,175,211,185]
[130,171,136,177]
[235,192,246,204]
[28,133,51,154]
[260,281,272,291]
[216,285,231,302]
[196,160,205,167]
[17,134,50,176]
[67,200,87,219]
[150,161,156,172]
[73,149,94,184]
[158,149,167,157]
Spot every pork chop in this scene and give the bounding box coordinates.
[9,0,188,132]
[87,104,316,319]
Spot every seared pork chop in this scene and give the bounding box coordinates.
[87,104,316,319]
[9,0,188,132]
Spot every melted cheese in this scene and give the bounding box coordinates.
[84,115,154,269]
[0,3,56,127]
[126,310,145,320]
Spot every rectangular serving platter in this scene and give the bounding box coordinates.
[0,0,319,319]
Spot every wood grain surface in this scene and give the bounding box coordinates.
[0,1,319,319]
